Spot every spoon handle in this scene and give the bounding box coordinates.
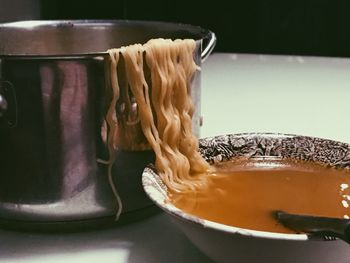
[275,211,350,244]
[343,223,350,243]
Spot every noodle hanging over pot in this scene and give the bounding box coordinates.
[100,38,210,219]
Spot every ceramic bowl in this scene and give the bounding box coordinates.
[142,133,350,263]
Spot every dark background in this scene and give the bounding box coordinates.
[23,0,350,57]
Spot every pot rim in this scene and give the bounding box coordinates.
[0,19,215,59]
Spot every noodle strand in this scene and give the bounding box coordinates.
[103,38,210,218]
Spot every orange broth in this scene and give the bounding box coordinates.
[169,158,350,234]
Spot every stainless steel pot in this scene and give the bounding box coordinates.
[0,20,216,229]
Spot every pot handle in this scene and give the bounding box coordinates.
[0,80,17,127]
[0,88,8,118]
[201,31,217,62]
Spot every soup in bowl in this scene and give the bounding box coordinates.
[142,133,350,263]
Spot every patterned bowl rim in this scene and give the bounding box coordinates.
[142,132,350,242]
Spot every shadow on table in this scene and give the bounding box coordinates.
[0,213,213,263]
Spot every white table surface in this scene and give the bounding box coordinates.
[201,53,350,143]
[1,52,350,263]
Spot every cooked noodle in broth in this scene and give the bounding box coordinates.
[100,38,210,218]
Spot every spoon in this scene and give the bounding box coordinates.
[275,211,350,244]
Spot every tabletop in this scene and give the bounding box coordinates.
[1,52,350,263]
[201,53,350,143]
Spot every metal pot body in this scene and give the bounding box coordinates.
[0,20,216,225]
